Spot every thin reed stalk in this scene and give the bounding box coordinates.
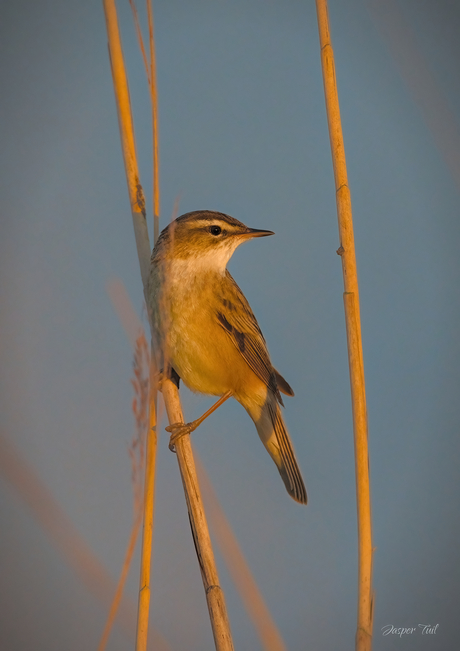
[315,2,374,650]
[128,0,151,82]
[102,4,157,651]
[98,332,150,651]
[196,456,286,651]
[146,0,160,243]
[97,510,143,651]
[135,355,158,651]
[119,5,160,642]
[127,0,160,242]
[129,0,160,243]
[102,2,234,650]
[161,380,235,651]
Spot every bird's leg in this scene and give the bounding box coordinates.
[166,390,233,452]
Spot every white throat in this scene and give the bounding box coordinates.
[171,243,239,280]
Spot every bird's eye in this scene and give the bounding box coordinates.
[210,225,222,236]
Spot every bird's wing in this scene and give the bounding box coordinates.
[215,272,292,404]
[274,369,294,397]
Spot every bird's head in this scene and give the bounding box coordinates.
[154,210,274,272]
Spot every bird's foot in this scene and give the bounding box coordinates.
[165,421,197,452]
[165,390,233,452]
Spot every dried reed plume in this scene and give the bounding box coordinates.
[97,332,150,651]
[130,331,150,511]
[0,430,172,650]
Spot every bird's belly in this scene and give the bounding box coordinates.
[152,269,266,403]
[169,317,237,395]
[166,304,249,397]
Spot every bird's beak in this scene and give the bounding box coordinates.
[239,227,275,239]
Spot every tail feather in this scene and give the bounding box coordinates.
[268,403,307,504]
[251,398,307,505]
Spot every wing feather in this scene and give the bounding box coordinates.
[216,272,291,404]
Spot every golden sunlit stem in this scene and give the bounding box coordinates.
[161,380,235,651]
[102,3,157,650]
[135,358,158,651]
[98,332,151,651]
[128,0,151,84]
[315,2,374,650]
[103,2,234,650]
[196,455,287,651]
[103,0,150,287]
[146,0,161,243]
[127,0,161,242]
[97,510,143,651]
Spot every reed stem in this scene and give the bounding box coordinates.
[315,2,374,649]
[102,3,234,649]
[161,379,235,651]
[146,0,160,243]
[135,357,158,651]
[196,456,286,651]
[102,4,156,650]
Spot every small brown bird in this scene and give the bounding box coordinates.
[147,210,307,504]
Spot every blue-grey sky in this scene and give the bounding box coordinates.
[1,1,459,650]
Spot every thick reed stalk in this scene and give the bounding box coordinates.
[161,379,235,651]
[103,3,234,650]
[315,2,374,650]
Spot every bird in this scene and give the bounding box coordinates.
[147,210,307,504]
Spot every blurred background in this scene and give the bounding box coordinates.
[1,0,459,649]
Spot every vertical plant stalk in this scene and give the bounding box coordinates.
[103,0,150,287]
[146,0,160,243]
[135,356,158,651]
[102,4,156,651]
[97,328,151,651]
[161,380,235,651]
[97,508,144,651]
[102,2,234,650]
[127,0,160,242]
[196,456,286,651]
[125,9,160,638]
[315,2,374,650]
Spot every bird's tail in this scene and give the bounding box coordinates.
[250,398,307,504]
